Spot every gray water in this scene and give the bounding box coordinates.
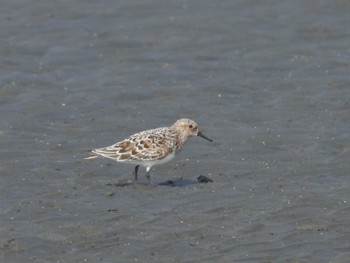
[1,1,350,262]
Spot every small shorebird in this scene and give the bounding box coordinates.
[85,118,212,184]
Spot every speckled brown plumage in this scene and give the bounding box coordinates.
[86,118,212,184]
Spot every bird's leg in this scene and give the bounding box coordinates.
[145,167,152,185]
[134,165,139,184]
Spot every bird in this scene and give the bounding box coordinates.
[85,118,212,184]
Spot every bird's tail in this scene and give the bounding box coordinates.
[84,150,100,160]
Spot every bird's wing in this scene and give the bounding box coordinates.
[90,127,176,162]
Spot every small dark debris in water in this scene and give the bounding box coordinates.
[108,208,118,212]
[197,175,213,183]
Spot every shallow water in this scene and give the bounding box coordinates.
[1,0,350,262]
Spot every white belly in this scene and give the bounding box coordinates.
[141,151,176,168]
[120,151,176,169]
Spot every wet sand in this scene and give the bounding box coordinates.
[1,1,350,262]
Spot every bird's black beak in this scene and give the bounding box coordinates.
[197,131,213,142]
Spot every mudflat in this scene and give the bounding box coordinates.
[1,1,349,262]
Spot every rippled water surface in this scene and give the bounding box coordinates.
[1,1,350,262]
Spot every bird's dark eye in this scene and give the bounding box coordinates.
[189,124,193,128]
